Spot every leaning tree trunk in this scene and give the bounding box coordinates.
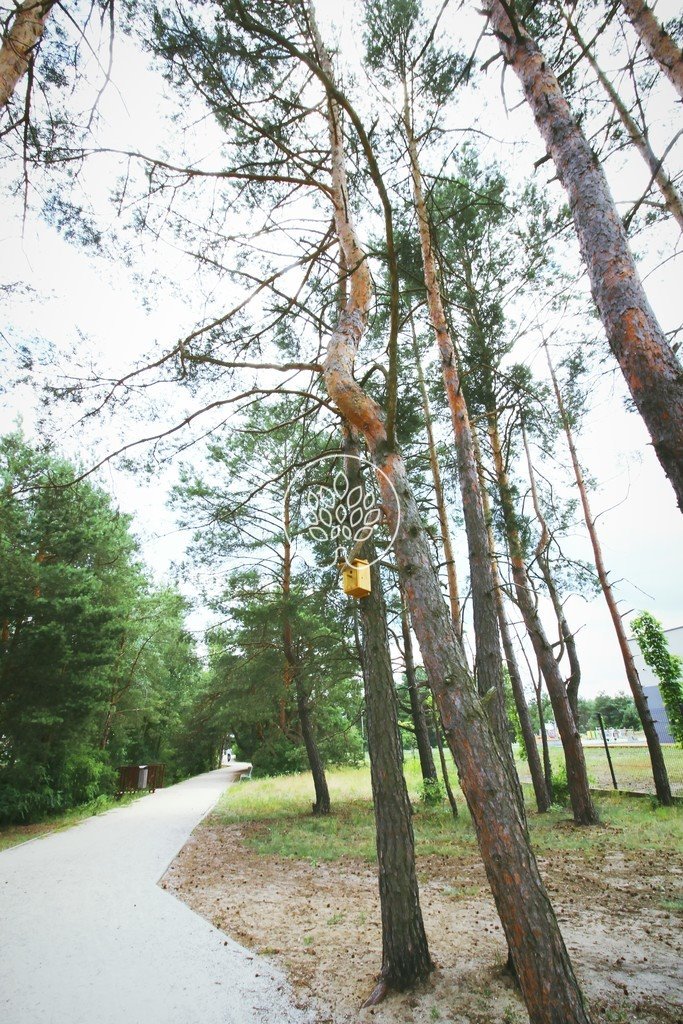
[403,85,516,785]
[484,0,683,511]
[563,11,683,230]
[619,0,683,99]
[294,681,331,815]
[356,541,433,1000]
[472,426,551,813]
[0,1,54,108]
[488,409,598,825]
[544,341,673,806]
[411,318,462,634]
[400,583,439,787]
[314,20,593,1021]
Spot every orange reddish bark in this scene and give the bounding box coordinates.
[411,321,462,633]
[313,14,593,1023]
[0,1,54,108]
[403,85,510,758]
[485,0,683,512]
[619,0,683,98]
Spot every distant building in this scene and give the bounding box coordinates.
[628,624,682,745]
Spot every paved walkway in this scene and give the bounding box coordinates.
[0,768,310,1024]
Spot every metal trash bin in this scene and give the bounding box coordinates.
[137,765,148,789]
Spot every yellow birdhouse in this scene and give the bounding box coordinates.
[340,558,371,598]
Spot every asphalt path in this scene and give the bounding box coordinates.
[0,767,310,1024]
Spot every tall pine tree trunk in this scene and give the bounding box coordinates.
[563,11,683,229]
[403,85,514,777]
[357,542,433,1000]
[400,584,439,787]
[411,318,462,634]
[284,487,330,815]
[484,0,683,511]
[472,427,551,812]
[488,409,598,825]
[317,23,593,1020]
[619,0,683,98]
[544,342,673,805]
[294,679,331,815]
[0,1,54,107]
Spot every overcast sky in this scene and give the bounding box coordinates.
[2,0,682,698]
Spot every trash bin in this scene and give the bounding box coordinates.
[137,765,148,789]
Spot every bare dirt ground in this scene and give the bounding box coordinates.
[163,820,683,1024]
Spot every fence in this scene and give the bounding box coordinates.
[516,741,683,798]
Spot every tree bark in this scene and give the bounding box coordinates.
[484,0,683,511]
[432,705,459,818]
[619,0,683,99]
[472,427,551,813]
[295,679,331,815]
[521,422,582,725]
[0,1,54,108]
[544,341,673,805]
[400,583,439,786]
[284,486,330,815]
[563,10,683,230]
[316,22,594,1021]
[357,545,433,995]
[488,409,598,825]
[403,85,515,781]
[411,318,462,634]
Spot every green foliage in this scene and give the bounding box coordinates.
[420,777,443,806]
[0,433,202,822]
[172,405,366,781]
[631,612,683,745]
[550,762,570,807]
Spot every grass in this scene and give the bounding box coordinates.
[212,754,683,865]
[515,743,683,794]
[0,792,143,852]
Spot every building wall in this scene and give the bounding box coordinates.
[628,625,682,744]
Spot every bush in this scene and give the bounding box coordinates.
[550,762,570,807]
[421,777,444,806]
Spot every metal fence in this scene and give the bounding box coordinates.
[579,738,683,796]
[516,738,683,798]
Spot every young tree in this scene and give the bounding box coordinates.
[544,341,674,804]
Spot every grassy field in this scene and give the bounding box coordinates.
[0,792,142,852]
[515,742,683,794]
[212,755,683,865]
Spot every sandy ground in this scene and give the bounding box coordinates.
[163,818,683,1024]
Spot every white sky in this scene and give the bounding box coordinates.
[2,0,682,696]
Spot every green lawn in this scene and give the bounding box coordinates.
[211,757,683,865]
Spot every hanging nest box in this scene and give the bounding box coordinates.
[340,558,371,598]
